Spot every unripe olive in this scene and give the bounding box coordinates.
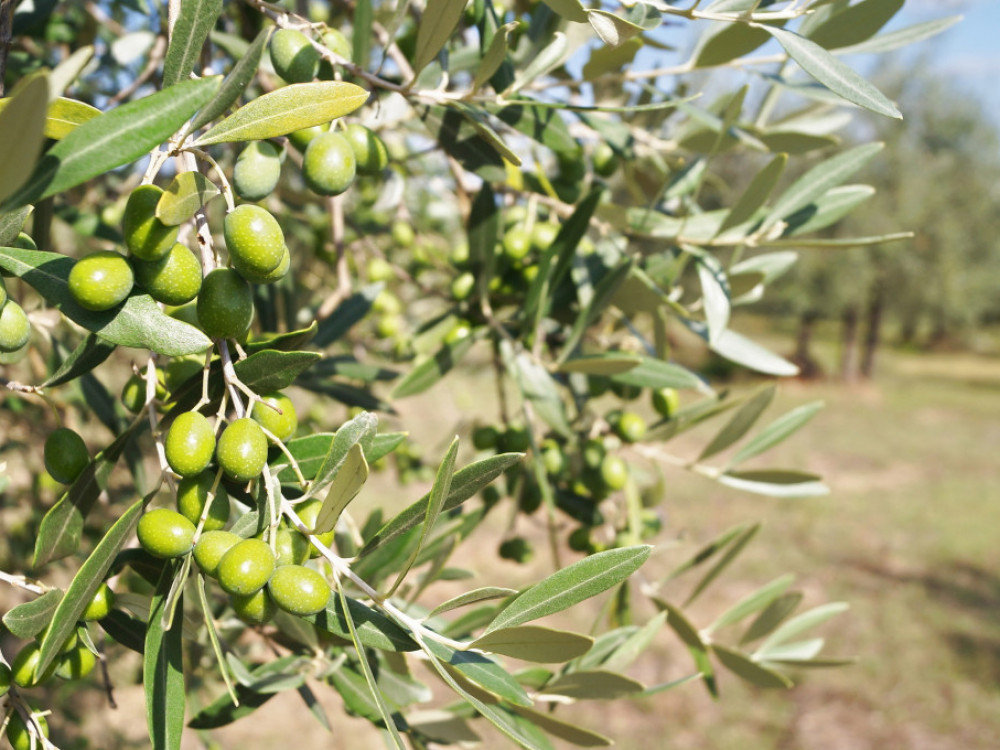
[451,271,475,301]
[252,392,298,442]
[132,242,202,306]
[197,268,254,340]
[504,424,532,453]
[268,564,330,616]
[367,256,394,283]
[163,353,203,392]
[270,28,320,83]
[44,427,89,484]
[55,643,97,680]
[217,538,276,596]
[68,250,134,311]
[224,204,287,279]
[343,123,388,175]
[288,122,329,152]
[121,372,167,413]
[502,228,532,261]
[233,140,282,201]
[498,537,533,564]
[137,508,197,558]
[216,417,268,482]
[81,582,115,621]
[5,710,48,750]
[592,141,617,177]
[239,245,290,285]
[0,300,31,352]
[472,424,499,451]
[0,277,6,308]
[232,589,278,624]
[390,220,415,248]
[444,320,472,345]
[600,453,629,491]
[124,184,179,261]
[296,498,335,557]
[11,643,57,687]
[165,411,216,477]
[272,526,310,566]
[321,28,352,59]
[651,387,680,419]
[302,131,356,196]
[176,471,230,531]
[531,222,559,251]
[614,411,647,443]
[0,663,9,697]
[13,231,37,250]
[193,530,241,577]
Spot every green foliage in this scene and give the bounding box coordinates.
[0,1,957,749]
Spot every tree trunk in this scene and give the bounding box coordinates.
[898,314,919,346]
[840,306,860,382]
[860,281,885,379]
[793,311,823,380]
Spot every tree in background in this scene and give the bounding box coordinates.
[0,1,961,748]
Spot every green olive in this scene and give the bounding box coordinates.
[123,184,179,261]
[216,418,268,482]
[317,29,352,78]
[0,277,6,308]
[0,663,9,698]
[302,131,356,196]
[55,643,97,681]
[252,392,298,442]
[81,582,115,621]
[164,411,216,477]
[137,508,197,558]
[530,222,559,251]
[366,256,394,283]
[343,123,389,175]
[193,530,241,577]
[176,471,230,531]
[224,204,287,279]
[295,498,335,557]
[614,411,646,443]
[288,122,330,152]
[197,268,254,340]
[132,242,202,306]
[270,28,320,83]
[600,453,629,491]
[651,387,680,419]
[68,250,134,311]
[498,537,533,564]
[450,271,475,301]
[5,710,48,750]
[10,642,57,687]
[239,245,290,285]
[232,588,278,624]
[272,526,310,566]
[592,141,618,177]
[44,427,89,484]
[502,227,532,261]
[233,140,282,201]
[268,564,330,616]
[217,538,276,596]
[390,220,415,248]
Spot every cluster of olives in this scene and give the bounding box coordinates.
[1,583,114,748]
[474,387,680,562]
[132,393,331,624]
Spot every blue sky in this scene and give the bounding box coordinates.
[894,0,1000,117]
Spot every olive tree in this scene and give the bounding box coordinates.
[0,1,958,748]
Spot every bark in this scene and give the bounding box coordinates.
[0,0,17,97]
[860,281,885,379]
[840,306,860,382]
[793,311,823,380]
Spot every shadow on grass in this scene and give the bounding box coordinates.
[850,558,1000,686]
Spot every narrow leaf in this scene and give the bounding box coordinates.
[314,443,369,533]
[41,333,116,388]
[718,470,830,498]
[697,256,730,345]
[559,355,641,376]
[473,22,517,91]
[471,625,593,663]
[2,76,220,211]
[808,0,903,50]
[391,332,476,398]
[758,602,850,654]
[708,574,794,633]
[741,592,804,645]
[685,523,760,606]
[485,546,652,634]
[0,72,50,205]
[146,567,187,750]
[425,639,532,706]
[716,155,787,237]
[313,282,382,347]
[698,385,775,461]
[412,0,468,77]
[361,453,523,555]
[541,0,587,23]
[543,670,645,700]
[386,437,458,595]
[302,595,419,652]
[729,401,823,467]
[195,82,368,146]
[155,170,221,226]
[760,26,901,118]
[709,328,799,377]
[37,500,143,677]
[163,0,223,87]
[188,27,270,133]
[311,411,378,491]
[713,644,792,688]
[232,350,320,392]
[428,587,518,618]
[510,706,612,746]
[836,15,961,55]
[49,46,95,99]
[2,589,63,638]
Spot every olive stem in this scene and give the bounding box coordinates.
[257,424,310,490]
[182,147,236,213]
[145,356,173,483]
[0,570,49,594]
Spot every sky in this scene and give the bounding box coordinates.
[891,0,1000,119]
